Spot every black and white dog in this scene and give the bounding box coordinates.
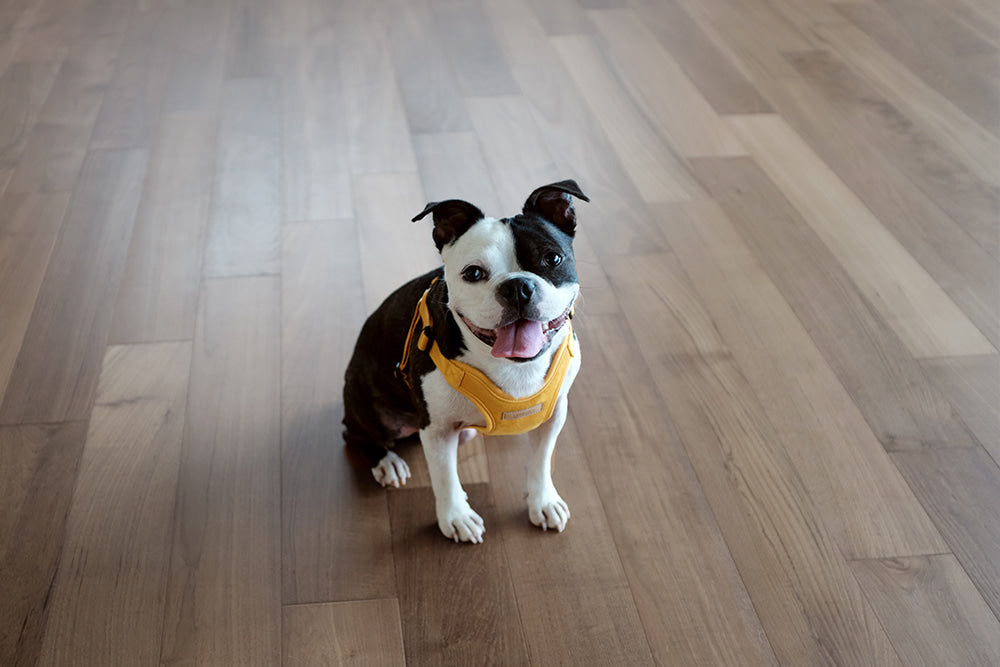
[343,180,589,543]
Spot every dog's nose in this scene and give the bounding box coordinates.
[498,277,535,306]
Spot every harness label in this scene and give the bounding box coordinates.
[502,403,544,421]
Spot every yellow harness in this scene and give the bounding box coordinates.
[399,282,577,436]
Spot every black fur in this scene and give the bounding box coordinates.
[342,268,465,467]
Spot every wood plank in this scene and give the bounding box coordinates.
[160,276,281,666]
[562,233,777,666]
[110,112,217,343]
[890,447,1000,619]
[654,198,946,559]
[527,0,593,36]
[281,221,396,604]
[160,0,229,113]
[5,37,118,193]
[605,254,901,665]
[781,45,1000,260]
[353,172,438,312]
[0,61,60,176]
[431,3,519,96]
[922,355,1000,464]
[837,0,1000,136]
[0,148,147,424]
[384,1,473,134]
[465,94,561,210]
[756,67,1000,349]
[89,4,177,149]
[388,484,531,665]
[726,114,995,359]
[629,0,772,114]
[552,34,699,203]
[814,20,1000,188]
[337,21,418,175]
[224,0,284,78]
[412,132,502,216]
[282,600,405,667]
[487,424,655,665]
[0,422,88,667]
[484,2,673,258]
[203,78,282,277]
[0,192,69,406]
[282,26,352,223]
[850,554,1000,665]
[36,342,191,666]
[690,156,982,451]
[671,0,812,81]
[588,9,745,157]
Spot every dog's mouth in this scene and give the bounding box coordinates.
[459,303,572,360]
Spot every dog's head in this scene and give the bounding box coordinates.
[412,180,589,361]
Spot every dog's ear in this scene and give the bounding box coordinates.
[522,180,590,236]
[412,200,485,251]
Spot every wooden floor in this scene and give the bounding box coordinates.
[1,0,998,664]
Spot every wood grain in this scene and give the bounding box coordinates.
[757,63,1000,349]
[388,484,530,665]
[37,342,191,666]
[89,4,176,149]
[654,198,946,559]
[0,192,68,407]
[203,77,282,277]
[605,254,901,666]
[0,149,147,424]
[281,26,352,222]
[281,221,396,604]
[0,422,88,667]
[282,600,406,667]
[690,156,982,451]
[922,355,1000,463]
[354,172,438,312]
[891,447,1000,619]
[813,21,1000,188]
[552,34,697,203]
[727,114,995,359]
[337,21,418,175]
[385,1,473,134]
[110,112,217,343]
[412,132,502,216]
[487,425,655,666]
[589,9,745,157]
[851,554,1000,665]
[565,237,777,666]
[780,44,1000,261]
[160,276,281,666]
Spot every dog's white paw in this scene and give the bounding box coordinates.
[372,451,410,488]
[527,487,570,533]
[437,501,485,544]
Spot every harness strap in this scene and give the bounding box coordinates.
[397,279,577,436]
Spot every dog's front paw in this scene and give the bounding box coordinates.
[437,501,485,544]
[527,487,570,533]
[372,451,410,488]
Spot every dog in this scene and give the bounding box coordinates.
[342,180,589,543]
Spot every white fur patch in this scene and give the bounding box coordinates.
[372,450,411,488]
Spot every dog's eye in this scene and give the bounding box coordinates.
[462,265,488,282]
[543,251,563,268]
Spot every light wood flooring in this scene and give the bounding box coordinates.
[1,0,999,664]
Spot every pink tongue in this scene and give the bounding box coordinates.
[491,319,546,358]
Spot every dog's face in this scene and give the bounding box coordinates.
[412,180,589,361]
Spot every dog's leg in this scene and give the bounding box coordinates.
[525,393,571,532]
[421,425,485,543]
